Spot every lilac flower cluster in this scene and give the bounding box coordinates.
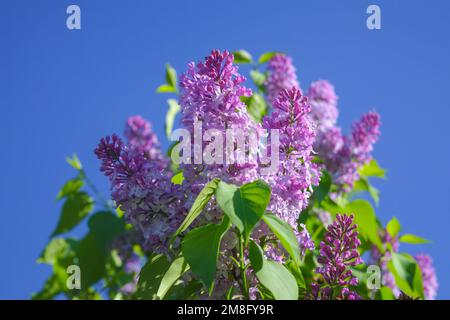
[95,117,185,253]
[179,50,260,192]
[95,50,333,297]
[260,87,319,255]
[415,254,438,300]
[177,51,318,293]
[125,115,167,168]
[314,110,381,191]
[310,214,363,300]
[265,54,300,105]
[307,80,339,132]
[305,79,382,190]
[262,54,320,230]
[264,54,381,192]
[178,51,317,255]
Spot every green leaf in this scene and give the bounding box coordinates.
[352,178,380,205]
[233,50,253,64]
[258,52,278,64]
[386,217,401,238]
[156,84,177,93]
[242,93,267,122]
[38,238,74,265]
[250,70,267,89]
[314,170,331,205]
[87,211,126,250]
[380,286,395,300]
[171,171,184,185]
[171,178,220,241]
[387,252,424,299]
[136,254,170,300]
[57,178,84,200]
[66,154,83,170]
[167,141,181,172]
[262,213,301,265]
[77,232,107,289]
[215,180,271,243]
[165,98,180,138]
[344,200,383,251]
[42,239,79,297]
[248,241,298,300]
[156,256,189,299]
[358,159,386,179]
[51,192,94,236]
[399,234,431,244]
[181,217,231,293]
[285,260,306,298]
[165,64,178,89]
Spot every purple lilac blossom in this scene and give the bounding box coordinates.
[265,54,300,105]
[316,111,381,191]
[260,87,319,258]
[307,80,339,132]
[125,115,167,168]
[310,214,363,300]
[306,77,381,191]
[178,49,260,191]
[96,50,321,298]
[95,131,185,253]
[415,254,438,300]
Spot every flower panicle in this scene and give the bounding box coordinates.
[310,214,363,300]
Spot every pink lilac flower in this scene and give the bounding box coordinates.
[308,80,339,132]
[125,115,167,168]
[310,214,363,300]
[317,111,381,191]
[350,111,381,163]
[178,50,260,190]
[415,254,438,300]
[260,87,319,255]
[265,54,300,105]
[263,87,320,215]
[306,77,381,191]
[96,50,320,298]
[95,131,185,253]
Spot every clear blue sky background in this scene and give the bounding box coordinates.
[1,0,449,299]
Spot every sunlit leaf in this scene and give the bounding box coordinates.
[386,217,401,238]
[51,192,94,236]
[258,52,278,64]
[215,180,271,243]
[399,234,431,244]
[171,178,220,241]
[181,217,231,293]
[165,99,180,138]
[262,213,300,265]
[233,50,253,64]
[248,241,298,300]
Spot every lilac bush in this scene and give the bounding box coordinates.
[34,49,438,300]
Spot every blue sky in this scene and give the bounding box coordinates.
[1,0,449,299]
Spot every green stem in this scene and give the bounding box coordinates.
[238,233,249,299]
